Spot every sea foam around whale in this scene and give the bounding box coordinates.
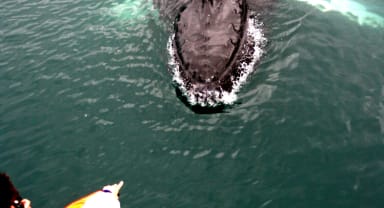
[168,16,267,107]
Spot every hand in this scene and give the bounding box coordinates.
[22,199,31,208]
[11,199,31,208]
[102,181,124,199]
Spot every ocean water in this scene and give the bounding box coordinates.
[1,0,384,207]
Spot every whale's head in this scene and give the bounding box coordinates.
[168,0,267,108]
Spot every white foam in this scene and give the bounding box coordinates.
[109,0,158,21]
[231,17,267,99]
[295,0,384,28]
[168,16,267,107]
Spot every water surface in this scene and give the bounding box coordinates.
[1,0,384,207]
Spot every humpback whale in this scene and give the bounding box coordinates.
[169,0,266,107]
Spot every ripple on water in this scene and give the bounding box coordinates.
[2,0,384,206]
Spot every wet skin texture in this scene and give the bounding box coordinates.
[174,0,248,92]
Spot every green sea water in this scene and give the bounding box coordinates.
[1,0,384,207]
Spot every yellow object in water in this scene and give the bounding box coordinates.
[65,190,120,208]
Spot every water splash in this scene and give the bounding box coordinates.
[109,0,158,21]
[294,0,384,28]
